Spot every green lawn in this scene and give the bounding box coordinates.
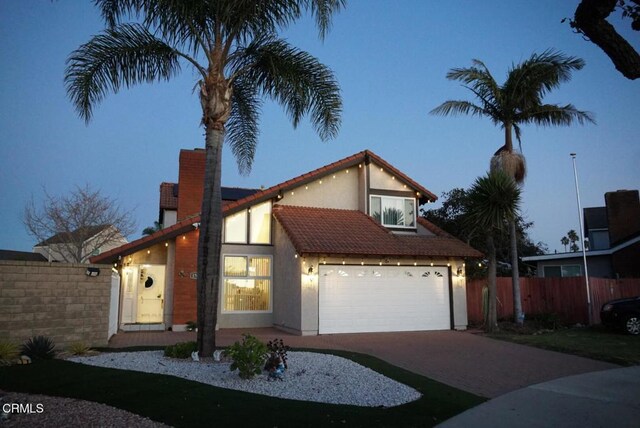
[0,348,484,428]
[489,327,640,366]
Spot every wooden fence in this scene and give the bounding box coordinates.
[466,277,640,325]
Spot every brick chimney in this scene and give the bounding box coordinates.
[605,189,640,246]
[177,149,206,221]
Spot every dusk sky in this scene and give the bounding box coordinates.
[1,1,638,254]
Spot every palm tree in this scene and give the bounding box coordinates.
[567,229,580,252]
[65,0,344,355]
[142,221,162,236]
[465,171,521,332]
[431,49,594,325]
[561,235,570,252]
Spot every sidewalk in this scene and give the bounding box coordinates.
[438,366,640,428]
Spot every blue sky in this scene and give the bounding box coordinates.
[1,1,638,254]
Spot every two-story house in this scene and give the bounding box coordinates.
[523,189,640,279]
[93,149,481,335]
[33,225,128,263]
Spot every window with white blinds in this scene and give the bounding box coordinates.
[222,255,271,312]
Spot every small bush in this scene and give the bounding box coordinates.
[68,342,91,356]
[265,338,290,370]
[224,334,268,379]
[164,341,198,359]
[185,321,197,332]
[0,341,19,365]
[529,312,565,331]
[21,336,56,360]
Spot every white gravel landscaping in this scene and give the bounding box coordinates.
[69,351,421,408]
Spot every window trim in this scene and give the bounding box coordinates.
[369,194,417,229]
[221,254,273,314]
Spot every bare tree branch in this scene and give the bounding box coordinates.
[23,185,136,263]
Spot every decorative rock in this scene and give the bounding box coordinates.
[70,351,421,407]
[191,351,199,362]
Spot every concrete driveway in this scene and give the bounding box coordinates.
[109,328,617,398]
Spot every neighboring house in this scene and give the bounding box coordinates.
[92,149,481,335]
[33,225,128,263]
[523,189,640,279]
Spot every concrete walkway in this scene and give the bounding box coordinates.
[438,366,640,428]
[108,328,616,398]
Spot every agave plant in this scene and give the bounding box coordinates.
[21,336,56,360]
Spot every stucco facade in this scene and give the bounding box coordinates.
[93,149,480,335]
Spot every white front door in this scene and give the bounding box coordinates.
[136,265,165,323]
[318,265,451,334]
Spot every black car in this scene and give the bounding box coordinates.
[600,296,640,335]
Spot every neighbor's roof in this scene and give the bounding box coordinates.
[36,225,112,246]
[0,250,48,262]
[273,205,482,258]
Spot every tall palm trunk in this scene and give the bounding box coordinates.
[510,220,523,325]
[503,121,524,325]
[486,235,498,332]
[197,126,224,356]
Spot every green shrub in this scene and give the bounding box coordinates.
[21,336,56,360]
[0,341,19,365]
[224,334,268,379]
[164,341,198,359]
[68,341,91,356]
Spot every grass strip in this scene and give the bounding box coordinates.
[489,327,640,366]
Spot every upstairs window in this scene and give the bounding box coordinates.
[370,195,416,228]
[223,201,272,244]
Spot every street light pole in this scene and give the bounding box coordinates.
[570,153,592,325]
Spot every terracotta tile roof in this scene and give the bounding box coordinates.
[160,183,178,210]
[93,150,446,263]
[90,216,198,263]
[273,205,482,258]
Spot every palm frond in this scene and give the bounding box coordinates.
[303,0,347,39]
[517,104,595,127]
[465,171,521,232]
[65,23,181,123]
[504,49,585,108]
[430,100,487,119]
[227,76,262,175]
[234,36,341,141]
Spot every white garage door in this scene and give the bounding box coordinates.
[319,265,451,334]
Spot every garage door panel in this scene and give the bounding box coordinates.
[319,265,450,334]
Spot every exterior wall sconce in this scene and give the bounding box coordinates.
[86,267,100,277]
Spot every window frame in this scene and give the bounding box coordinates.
[223,201,273,245]
[543,264,582,278]
[221,254,272,313]
[369,194,417,229]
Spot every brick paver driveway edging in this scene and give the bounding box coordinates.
[110,328,618,398]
